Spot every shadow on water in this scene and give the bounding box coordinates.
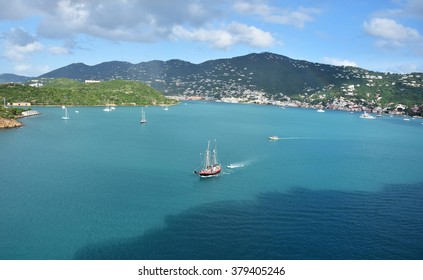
[74,183,423,260]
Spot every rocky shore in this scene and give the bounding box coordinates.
[0,118,23,128]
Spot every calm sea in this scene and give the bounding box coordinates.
[1,102,422,260]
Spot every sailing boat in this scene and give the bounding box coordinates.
[61,106,69,120]
[194,140,221,177]
[140,107,147,124]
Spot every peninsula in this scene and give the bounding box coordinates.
[0,79,177,107]
[0,118,22,128]
[0,107,26,128]
[0,79,177,128]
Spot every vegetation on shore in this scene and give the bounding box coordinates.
[0,107,26,128]
[0,78,177,106]
[0,106,26,119]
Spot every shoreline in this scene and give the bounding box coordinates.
[2,101,421,130]
[0,117,23,129]
[0,110,40,129]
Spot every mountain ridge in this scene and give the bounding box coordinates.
[1,52,422,109]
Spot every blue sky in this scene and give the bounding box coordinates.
[1,0,422,76]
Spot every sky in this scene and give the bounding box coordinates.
[0,0,422,77]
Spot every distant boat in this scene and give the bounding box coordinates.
[61,106,69,120]
[317,108,325,113]
[163,106,169,111]
[269,136,280,140]
[140,107,147,124]
[103,106,112,112]
[359,112,375,119]
[194,140,221,178]
[110,106,116,110]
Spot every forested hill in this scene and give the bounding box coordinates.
[1,52,422,107]
[0,79,176,106]
[38,52,422,106]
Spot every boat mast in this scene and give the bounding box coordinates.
[204,141,211,168]
[212,140,218,165]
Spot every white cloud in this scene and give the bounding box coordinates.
[375,0,423,20]
[363,18,423,56]
[2,28,44,61]
[4,0,316,45]
[14,64,31,72]
[0,0,32,20]
[405,0,423,19]
[1,0,285,54]
[57,0,90,28]
[364,1,423,58]
[322,57,358,67]
[233,1,271,16]
[49,46,71,55]
[4,42,44,61]
[363,17,421,47]
[233,0,320,28]
[36,0,225,42]
[13,64,51,76]
[395,63,419,73]
[171,22,275,49]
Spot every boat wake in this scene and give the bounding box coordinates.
[278,137,314,140]
[227,159,254,169]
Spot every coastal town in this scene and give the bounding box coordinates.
[170,92,422,117]
[167,67,423,117]
[2,52,422,121]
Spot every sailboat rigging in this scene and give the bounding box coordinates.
[61,106,69,120]
[140,107,147,124]
[194,140,221,177]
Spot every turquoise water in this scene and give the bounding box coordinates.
[1,102,423,259]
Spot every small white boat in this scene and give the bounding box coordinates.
[61,106,69,120]
[163,106,169,111]
[269,136,280,140]
[103,106,112,112]
[110,106,116,110]
[317,109,325,113]
[359,112,375,119]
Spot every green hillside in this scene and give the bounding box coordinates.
[37,52,423,109]
[0,79,176,106]
[0,106,26,119]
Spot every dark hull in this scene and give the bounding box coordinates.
[199,170,221,177]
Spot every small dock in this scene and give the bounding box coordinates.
[20,110,40,117]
